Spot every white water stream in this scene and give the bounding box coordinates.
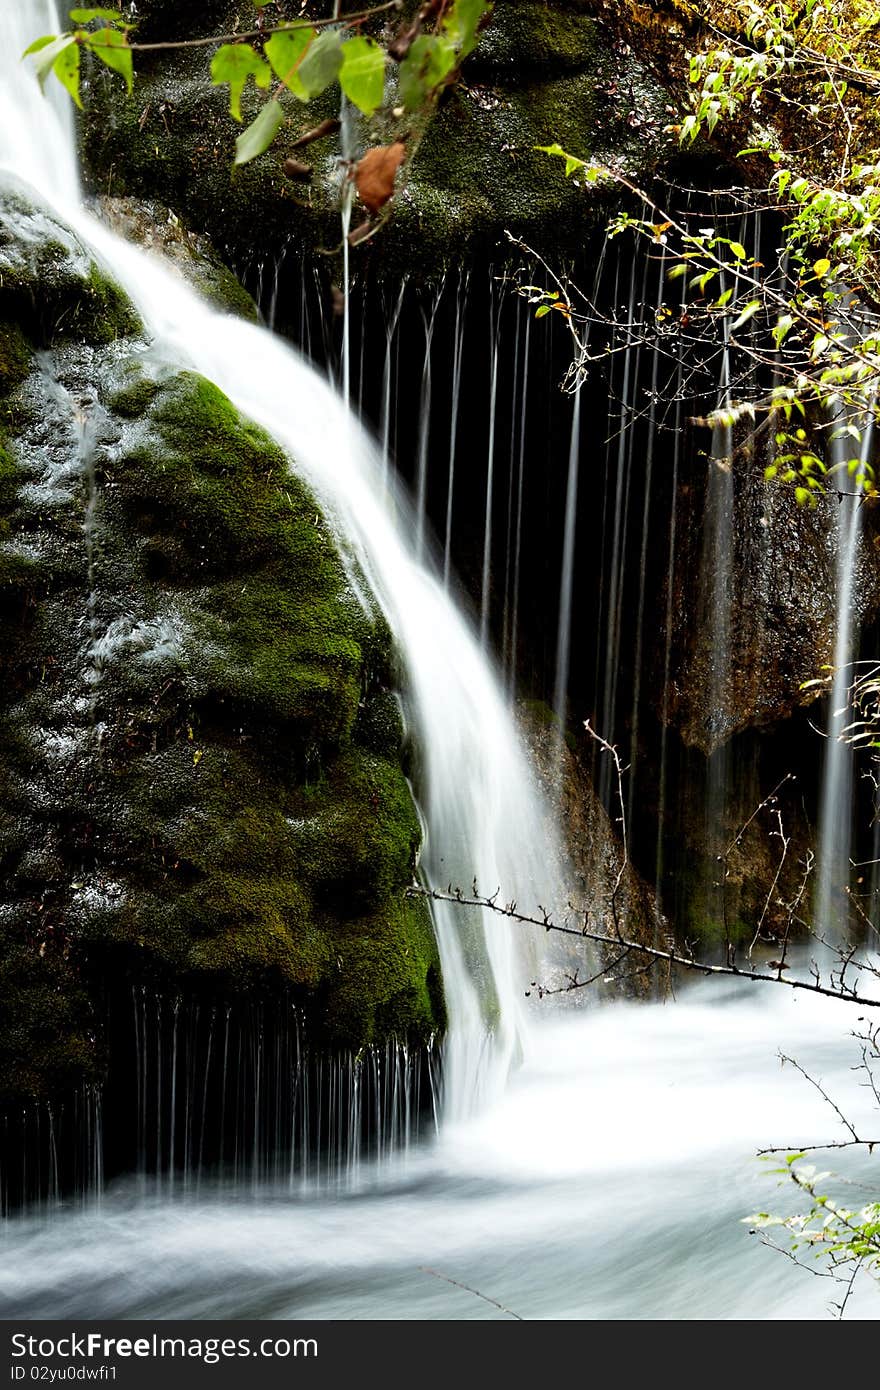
[1,981,877,1319]
[0,3,878,1321]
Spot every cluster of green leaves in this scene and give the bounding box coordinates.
[537,0,880,506]
[23,7,133,107]
[25,0,494,167]
[212,24,392,166]
[397,0,488,108]
[748,1154,880,1301]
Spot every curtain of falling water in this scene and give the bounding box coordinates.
[815,410,876,934]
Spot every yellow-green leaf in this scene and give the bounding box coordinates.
[27,34,76,91]
[234,98,284,165]
[22,35,59,57]
[84,26,132,94]
[297,30,343,100]
[210,42,271,122]
[442,0,494,59]
[53,40,81,107]
[69,7,126,21]
[813,257,831,277]
[731,299,760,330]
[339,35,385,116]
[264,27,315,101]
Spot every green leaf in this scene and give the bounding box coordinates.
[22,35,58,58]
[84,27,133,94]
[339,36,385,116]
[535,142,587,177]
[730,240,747,259]
[398,33,457,109]
[264,27,315,100]
[53,39,81,108]
[731,299,760,330]
[298,30,343,99]
[716,286,734,306]
[234,97,284,165]
[441,0,493,59]
[69,7,127,21]
[26,34,76,90]
[772,313,793,347]
[210,43,271,122]
[535,304,551,318]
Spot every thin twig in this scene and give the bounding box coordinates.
[419,1267,523,1320]
[123,3,404,51]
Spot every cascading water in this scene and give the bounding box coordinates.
[0,2,562,1136]
[479,288,503,650]
[815,409,876,935]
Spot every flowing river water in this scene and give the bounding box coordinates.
[1,982,877,1319]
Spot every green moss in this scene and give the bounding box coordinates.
[79,263,143,344]
[354,690,406,758]
[471,0,598,72]
[0,194,142,346]
[323,894,444,1046]
[71,736,441,1047]
[0,938,99,1103]
[0,323,32,393]
[106,361,160,417]
[198,262,261,322]
[201,580,365,735]
[291,750,422,909]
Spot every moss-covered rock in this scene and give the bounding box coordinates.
[78,0,677,277]
[0,183,141,346]
[0,184,443,1105]
[96,196,259,321]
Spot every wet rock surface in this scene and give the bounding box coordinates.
[664,431,880,754]
[0,182,443,1105]
[522,706,667,998]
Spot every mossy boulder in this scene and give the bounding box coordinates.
[0,182,444,1105]
[96,196,259,321]
[78,0,677,276]
[0,182,141,347]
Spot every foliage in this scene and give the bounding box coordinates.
[24,1,494,172]
[535,0,880,504]
[746,1030,880,1315]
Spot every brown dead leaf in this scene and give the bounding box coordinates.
[355,143,406,214]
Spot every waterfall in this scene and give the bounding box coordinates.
[0,2,565,1127]
[443,269,469,591]
[815,410,876,934]
[552,393,582,741]
[479,283,504,649]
